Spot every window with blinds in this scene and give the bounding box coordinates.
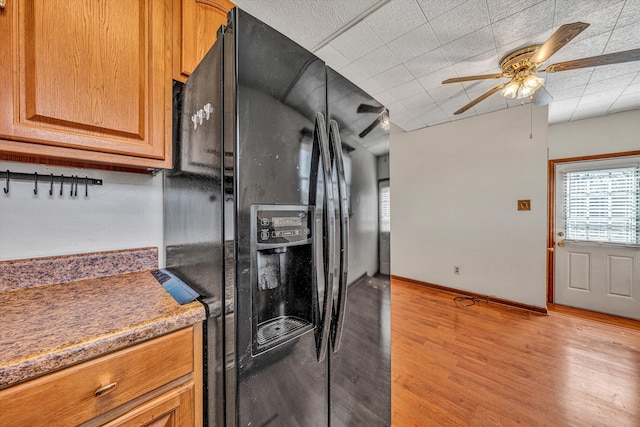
[379,184,391,233]
[563,166,640,244]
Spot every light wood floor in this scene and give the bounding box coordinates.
[391,278,640,426]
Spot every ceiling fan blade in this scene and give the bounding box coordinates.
[453,84,506,115]
[533,86,553,106]
[544,48,640,72]
[529,22,590,64]
[359,116,383,138]
[357,103,386,114]
[442,73,505,84]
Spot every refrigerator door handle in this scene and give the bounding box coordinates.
[315,112,336,363]
[329,119,349,353]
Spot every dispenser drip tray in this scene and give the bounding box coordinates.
[256,316,314,349]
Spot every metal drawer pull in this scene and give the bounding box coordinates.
[94,382,118,397]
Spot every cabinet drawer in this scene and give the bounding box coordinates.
[0,327,194,427]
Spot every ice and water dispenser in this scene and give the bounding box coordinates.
[251,205,316,354]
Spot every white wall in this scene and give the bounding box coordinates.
[549,109,640,160]
[0,161,163,264]
[345,138,380,282]
[390,105,548,308]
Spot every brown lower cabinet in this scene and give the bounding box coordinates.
[0,325,203,427]
[102,382,195,427]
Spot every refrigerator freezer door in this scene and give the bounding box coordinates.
[228,9,332,427]
[164,36,225,427]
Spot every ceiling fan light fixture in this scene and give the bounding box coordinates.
[518,85,534,98]
[500,80,520,99]
[517,74,544,99]
[523,74,545,91]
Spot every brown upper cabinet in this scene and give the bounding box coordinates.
[0,0,173,171]
[173,0,234,82]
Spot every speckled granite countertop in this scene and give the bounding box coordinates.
[0,248,206,389]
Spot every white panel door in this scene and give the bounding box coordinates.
[554,159,640,319]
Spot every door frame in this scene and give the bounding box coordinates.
[546,149,640,304]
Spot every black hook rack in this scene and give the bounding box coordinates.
[0,170,102,196]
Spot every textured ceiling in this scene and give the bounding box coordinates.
[232,0,640,139]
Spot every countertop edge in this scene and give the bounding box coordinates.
[0,300,206,390]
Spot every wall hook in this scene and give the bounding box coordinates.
[3,170,9,194]
[0,170,102,196]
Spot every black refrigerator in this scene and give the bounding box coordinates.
[164,8,390,427]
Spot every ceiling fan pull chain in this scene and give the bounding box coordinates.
[529,98,533,140]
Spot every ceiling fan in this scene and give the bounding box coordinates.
[357,104,390,138]
[442,22,640,115]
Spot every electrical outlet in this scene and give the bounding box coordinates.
[454,266,460,275]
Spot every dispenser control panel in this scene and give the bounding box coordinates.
[255,206,313,246]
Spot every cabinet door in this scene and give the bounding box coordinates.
[0,0,172,169]
[103,382,195,427]
[0,327,195,427]
[173,0,234,82]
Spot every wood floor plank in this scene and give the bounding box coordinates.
[391,279,640,426]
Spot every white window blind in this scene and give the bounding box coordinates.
[563,166,640,244]
[379,185,391,233]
